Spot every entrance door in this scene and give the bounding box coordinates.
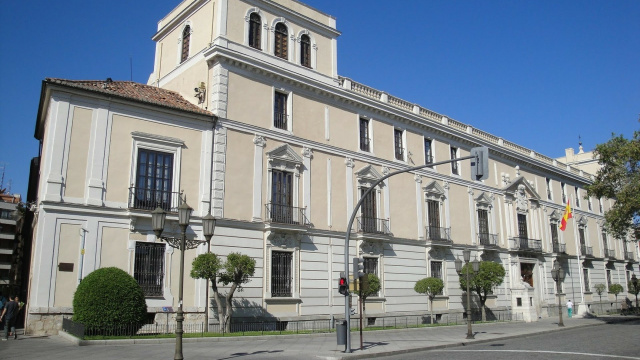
[521,263,534,287]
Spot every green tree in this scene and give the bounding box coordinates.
[609,283,623,312]
[190,252,256,332]
[593,283,607,314]
[356,273,380,327]
[585,130,640,240]
[414,277,444,324]
[72,267,147,334]
[459,261,506,321]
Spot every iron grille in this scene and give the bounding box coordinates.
[272,251,292,297]
[426,226,452,242]
[478,232,498,246]
[364,257,378,275]
[134,242,165,297]
[133,149,174,211]
[430,261,443,295]
[553,242,566,253]
[580,245,593,256]
[359,118,370,152]
[274,92,288,130]
[394,129,403,160]
[357,216,389,234]
[511,237,542,251]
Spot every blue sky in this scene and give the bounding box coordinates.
[1,0,638,199]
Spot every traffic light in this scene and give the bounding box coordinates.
[338,272,348,295]
[470,146,489,181]
[353,257,364,280]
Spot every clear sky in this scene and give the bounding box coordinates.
[1,0,638,199]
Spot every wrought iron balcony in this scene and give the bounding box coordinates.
[580,245,593,257]
[511,237,542,252]
[265,203,310,227]
[128,187,182,212]
[624,251,635,261]
[552,242,566,254]
[357,216,390,235]
[478,232,498,247]
[604,248,616,259]
[426,226,452,244]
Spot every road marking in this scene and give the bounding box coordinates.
[441,350,640,359]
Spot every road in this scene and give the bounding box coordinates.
[381,319,640,360]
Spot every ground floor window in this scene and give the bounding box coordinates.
[583,268,590,292]
[431,261,444,295]
[271,251,293,297]
[134,242,165,297]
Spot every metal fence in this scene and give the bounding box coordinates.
[63,309,523,340]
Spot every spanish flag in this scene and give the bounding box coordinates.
[560,200,572,231]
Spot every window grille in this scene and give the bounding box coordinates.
[134,242,165,297]
[360,188,377,233]
[394,129,404,160]
[477,209,489,240]
[431,261,443,295]
[249,13,261,49]
[134,149,174,211]
[272,251,292,297]
[427,200,440,229]
[274,92,288,130]
[359,118,370,152]
[517,214,528,239]
[424,138,433,164]
[450,147,458,174]
[274,23,288,59]
[271,170,293,222]
[181,26,190,63]
[364,257,378,275]
[300,34,311,67]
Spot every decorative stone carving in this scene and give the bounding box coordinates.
[345,157,355,168]
[515,184,529,212]
[382,166,391,176]
[428,247,445,259]
[129,218,136,231]
[502,173,511,186]
[360,240,383,255]
[267,232,301,249]
[515,165,521,177]
[301,147,313,158]
[414,174,422,183]
[253,135,266,147]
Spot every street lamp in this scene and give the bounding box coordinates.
[550,261,566,327]
[632,274,639,310]
[152,202,216,360]
[455,249,479,339]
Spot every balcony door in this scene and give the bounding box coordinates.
[361,188,377,233]
[478,209,489,244]
[427,200,442,240]
[135,149,173,211]
[271,170,293,223]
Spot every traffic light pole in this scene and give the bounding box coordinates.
[343,155,476,353]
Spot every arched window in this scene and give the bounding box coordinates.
[249,13,261,49]
[300,34,311,67]
[274,23,288,59]
[181,25,191,63]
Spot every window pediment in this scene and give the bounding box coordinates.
[549,209,562,222]
[423,180,445,200]
[355,165,383,187]
[475,192,493,208]
[267,144,303,171]
[503,176,541,200]
[578,215,588,226]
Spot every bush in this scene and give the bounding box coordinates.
[72,267,147,333]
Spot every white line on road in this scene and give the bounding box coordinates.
[440,350,640,359]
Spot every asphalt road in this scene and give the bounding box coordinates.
[381,319,640,360]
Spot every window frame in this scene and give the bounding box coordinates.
[546,178,553,201]
[359,117,371,152]
[561,182,567,204]
[424,138,433,166]
[393,128,405,161]
[300,34,311,68]
[272,88,293,133]
[583,268,590,292]
[429,260,444,295]
[134,241,166,298]
[450,146,459,175]
[180,24,191,64]
[248,12,262,50]
[271,250,293,297]
[274,22,289,60]
[574,187,581,208]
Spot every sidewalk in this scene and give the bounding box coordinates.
[2,315,637,360]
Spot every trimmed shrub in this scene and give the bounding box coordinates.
[72,267,147,333]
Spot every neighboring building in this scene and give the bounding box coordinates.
[26,0,638,335]
[0,193,21,295]
[556,143,601,176]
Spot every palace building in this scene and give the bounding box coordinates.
[26,0,638,334]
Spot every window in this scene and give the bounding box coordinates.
[579,228,586,246]
[599,198,603,214]
[550,223,559,248]
[274,91,288,130]
[134,242,165,297]
[602,231,609,253]
[517,214,528,239]
[360,187,378,233]
[426,200,442,240]
[270,170,293,223]
[364,257,379,296]
[561,182,567,204]
[0,209,13,220]
[394,129,404,161]
[181,25,191,63]
[546,178,552,200]
[134,149,174,211]
[606,269,612,288]
[424,138,433,165]
[274,22,288,59]
[575,187,580,208]
[271,251,292,297]
[583,268,590,292]
[430,261,443,295]
[300,34,311,67]
[249,13,262,49]
[450,147,459,175]
[588,197,593,211]
[478,209,489,244]
[359,118,370,152]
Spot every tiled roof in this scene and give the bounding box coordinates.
[45,78,213,117]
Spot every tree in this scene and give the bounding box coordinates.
[414,277,444,324]
[609,284,623,312]
[458,261,505,321]
[357,273,380,326]
[585,130,640,240]
[190,252,256,332]
[593,283,607,314]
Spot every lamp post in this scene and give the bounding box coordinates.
[152,202,216,360]
[550,261,566,327]
[455,249,479,339]
[632,274,639,310]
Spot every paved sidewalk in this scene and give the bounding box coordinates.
[1,315,637,360]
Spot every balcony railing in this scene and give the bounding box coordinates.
[580,245,593,257]
[357,217,390,235]
[511,237,542,252]
[604,248,616,259]
[624,251,634,261]
[426,226,452,243]
[265,203,309,226]
[274,112,288,130]
[552,242,566,254]
[128,187,182,212]
[478,232,498,247]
